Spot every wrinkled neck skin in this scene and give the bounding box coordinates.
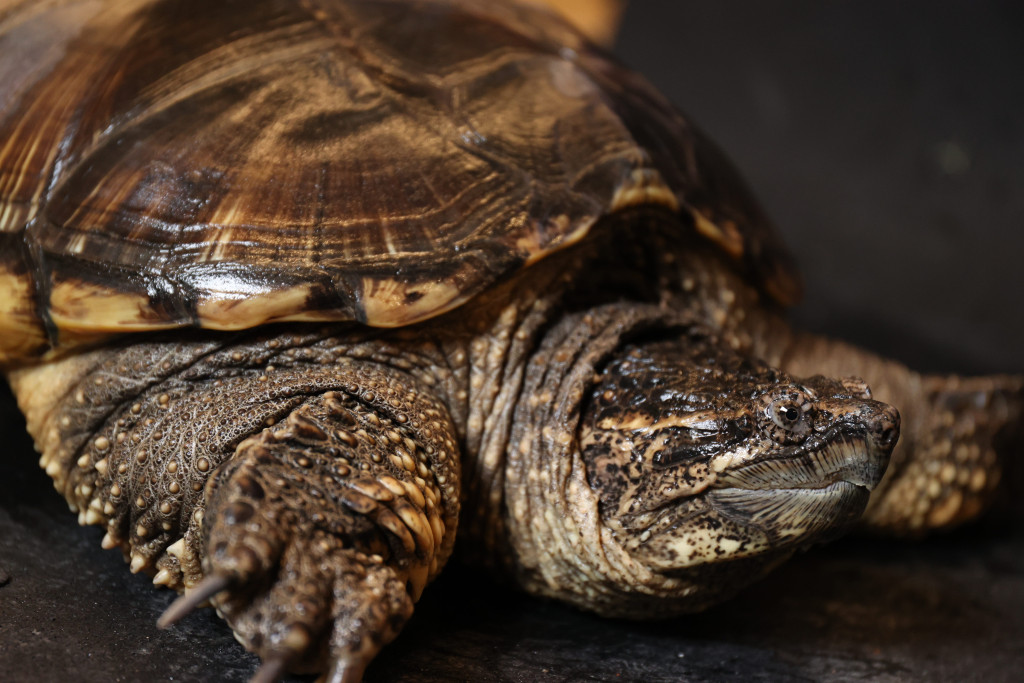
[453,218,899,616]
[8,212,894,619]
[439,215,801,564]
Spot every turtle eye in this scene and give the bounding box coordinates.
[757,388,814,444]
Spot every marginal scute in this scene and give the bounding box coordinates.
[0,266,47,363]
[517,215,593,268]
[194,284,327,330]
[47,279,169,335]
[691,211,744,261]
[359,277,465,328]
[609,168,680,214]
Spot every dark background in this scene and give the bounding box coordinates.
[617,0,1024,378]
[2,1,1022,681]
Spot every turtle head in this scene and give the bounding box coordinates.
[579,333,899,609]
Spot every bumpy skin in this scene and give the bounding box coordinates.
[9,222,1017,679]
[12,329,463,678]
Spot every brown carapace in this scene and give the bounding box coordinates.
[1,1,1019,681]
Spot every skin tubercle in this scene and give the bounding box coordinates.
[8,326,466,675]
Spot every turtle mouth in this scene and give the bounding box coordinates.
[698,424,894,544]
[712,423,891,493]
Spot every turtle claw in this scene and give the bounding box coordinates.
[157,573,232,629]
[180,392,450,680]
[250,654,290,683]
[323,658,368,683]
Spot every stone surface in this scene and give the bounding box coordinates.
[2,2,1022,682]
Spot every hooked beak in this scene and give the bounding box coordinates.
[708,399,900,543]
[715,399,899,492]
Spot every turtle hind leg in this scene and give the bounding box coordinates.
[862,373,1023,535]
[162,382,461,680]
[780,333,1023,535]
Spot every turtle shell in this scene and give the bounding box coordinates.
[0,0,800,364]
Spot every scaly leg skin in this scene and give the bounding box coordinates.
[782,333,1023,535]
[8,332,460,680]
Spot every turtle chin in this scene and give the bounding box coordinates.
[710,480,869,547]
[634,418,897,577]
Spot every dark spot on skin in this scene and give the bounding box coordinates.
[387,611,409,633]
[235,474,265,500]
[224,501,255,525]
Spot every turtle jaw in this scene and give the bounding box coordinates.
[712,423,895,493]
[706,412,900,547]
[629,401,899,575]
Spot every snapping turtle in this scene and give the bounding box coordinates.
[1,0,1019,680]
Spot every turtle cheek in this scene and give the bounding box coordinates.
[633,479,871,573]
[630,503,774,571]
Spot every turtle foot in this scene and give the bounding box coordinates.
[160,527,412,682]
[158,401,434,682]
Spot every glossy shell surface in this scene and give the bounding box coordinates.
[0,0,799,362]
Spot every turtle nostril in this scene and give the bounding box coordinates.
[879,426,898,447]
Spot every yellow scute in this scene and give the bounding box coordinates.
[194,284,323,329]
[48,279,172,335]
[0,268,48,364]
[360,277,462,327]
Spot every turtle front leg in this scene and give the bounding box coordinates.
[162,384,457,680]
[781,333,1022,535]
[8,334,460,681]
